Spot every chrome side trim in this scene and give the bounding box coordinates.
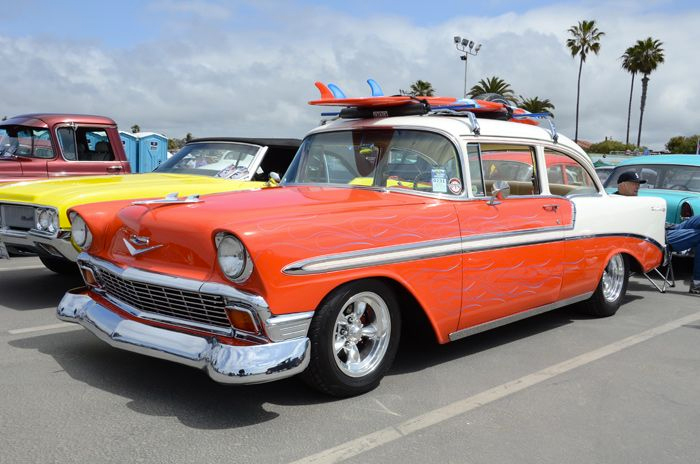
[564,233,665,253]
[448,292,593,342]
[283,227,662,276]
[284,237,463,275]
[57,288,310,385]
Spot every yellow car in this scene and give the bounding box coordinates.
[0,137,300,273]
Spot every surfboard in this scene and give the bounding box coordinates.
[309,80,545,126]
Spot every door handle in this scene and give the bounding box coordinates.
[542,204,559,212]
[107,165,123,173]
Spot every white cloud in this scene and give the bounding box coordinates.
[1,2,698,150]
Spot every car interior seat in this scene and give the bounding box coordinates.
[94,141,112,161]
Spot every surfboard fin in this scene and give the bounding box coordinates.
[327,83,347,98]
[367,79,383,96]
[314,81,334,100]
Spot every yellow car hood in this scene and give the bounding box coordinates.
[0,173,267,228]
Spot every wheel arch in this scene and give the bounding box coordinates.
[313,275,440,344]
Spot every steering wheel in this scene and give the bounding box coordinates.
[412,171,433,191]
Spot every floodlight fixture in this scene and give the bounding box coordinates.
[453,35,483,98]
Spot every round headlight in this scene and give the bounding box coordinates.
[216,233,252,282]
[70,213,92,250]
[48,211,59,234]
[37,209,51,231]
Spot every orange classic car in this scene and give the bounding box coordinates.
[57,104,666,397]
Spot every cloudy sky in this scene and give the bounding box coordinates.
[2,0,698,150]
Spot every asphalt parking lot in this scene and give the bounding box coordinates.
[1,256,698,464]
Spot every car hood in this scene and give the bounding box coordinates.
[86,186,430,281]
[0,173,267,228]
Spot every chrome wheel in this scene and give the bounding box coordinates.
[602,254,625,302]
[333,291,391,378]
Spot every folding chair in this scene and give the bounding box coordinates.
[643,246,675,293]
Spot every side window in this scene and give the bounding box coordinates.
[466,143,485,196]
[544,149,599,196]
[481,144,540,196]
[79,128,114,161]
[57,127,77,161]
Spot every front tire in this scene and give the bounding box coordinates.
[39,255,79,275]
[581,253,628,317]
[302,280,401,397]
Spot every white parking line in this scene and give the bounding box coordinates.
[290,311,700,464]
[8,322,77,335]
[0,265,46,272]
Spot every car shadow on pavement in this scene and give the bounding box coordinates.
[0,269,83,311]
[9,329,332,430]
[391,291,646,377]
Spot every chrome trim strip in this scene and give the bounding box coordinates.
[564,233,665,253]
[283,228,662,276]
[284,226,570,275]
[448,292,594,342]
[265,311,315,342]
[284,237,463,275]
[57,288,310,385]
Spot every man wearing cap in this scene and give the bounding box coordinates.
[614,171,700,295]
[614,171,647,195]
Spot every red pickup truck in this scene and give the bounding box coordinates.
[0,113,131,183]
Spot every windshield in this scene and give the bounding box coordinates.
[0,126,54,159]
[282,129,463,195]
[605,164,700,193]
[155,142,261,179]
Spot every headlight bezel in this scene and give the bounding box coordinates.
[34,207,60,235]
[215,232,253,283]
[69,211,92,251]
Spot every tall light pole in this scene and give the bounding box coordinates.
[454,36,481,98]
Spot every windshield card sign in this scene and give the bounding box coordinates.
[431,168,447,193]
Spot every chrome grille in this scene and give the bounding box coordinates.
[0,204,35,231]
[95,266,232,329]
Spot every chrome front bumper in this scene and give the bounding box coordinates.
[0,228,78,261]
[57,288,311,384]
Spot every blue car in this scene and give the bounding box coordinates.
[604,155,700,224]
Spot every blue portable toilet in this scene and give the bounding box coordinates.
[134,132,168,172]
[86,132,108,151]
[119,131,138,171]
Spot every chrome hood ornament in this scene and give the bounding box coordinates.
[132,192,202,206]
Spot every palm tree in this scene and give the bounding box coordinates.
[634,37,665,147]
[566,20,605,142]
[620,44,641,145]
[408,80,435,96]
[518,96,555,115]
[468,76,515,99]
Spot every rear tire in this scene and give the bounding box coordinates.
[302,279,401,397]
[580,253,628,317]
[39,255,79,275]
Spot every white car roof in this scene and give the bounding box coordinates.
[309,114,581,155]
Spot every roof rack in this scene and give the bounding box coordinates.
[310,80,559,142]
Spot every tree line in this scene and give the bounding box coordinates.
[404,19,669,149]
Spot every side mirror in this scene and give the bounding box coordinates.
[267,172,281,186]
[488,180,510,206]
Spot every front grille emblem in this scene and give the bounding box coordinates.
[123,236,163,256]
